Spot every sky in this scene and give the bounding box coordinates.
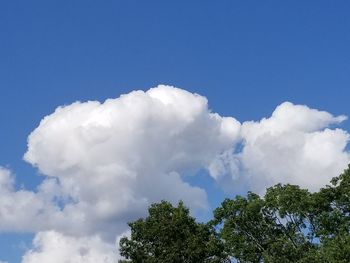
[0,1,350,262]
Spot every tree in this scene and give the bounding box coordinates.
[311,164,350,262]
[212,165,350,263]
[119,200,228,263]
[119,165,350,262]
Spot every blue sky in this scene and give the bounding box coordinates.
[1,1,350,262]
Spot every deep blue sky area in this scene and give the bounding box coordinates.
[0,1,349,262]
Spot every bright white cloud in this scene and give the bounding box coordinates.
[209,102,350,193]
[0,86,348,262]
[0,167,55,232]
[21,231,117,263]
[19,85,240,240]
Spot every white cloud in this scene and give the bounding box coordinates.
[209,102,350,193]
[0,167,56,232]
[21,231,117,263]
[18,85,239,240]
[0,86,349,262]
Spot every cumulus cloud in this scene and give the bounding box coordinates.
[16,85,241,261]
[0,85,349,262]
[20,85,240,240]
[209,102,350,193]
[21,231,117,263]
[0,167,57,232]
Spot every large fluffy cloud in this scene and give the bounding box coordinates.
[0,85,349,262]
[21,85,240,240]
[18,85,241,262]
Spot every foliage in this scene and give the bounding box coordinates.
[119,200,229,263]
[119,165,350,262]
[212,164,350,262]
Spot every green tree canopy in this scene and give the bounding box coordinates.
[119,165,350,262]
[119,200,228,263]
[212,165,350,262]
